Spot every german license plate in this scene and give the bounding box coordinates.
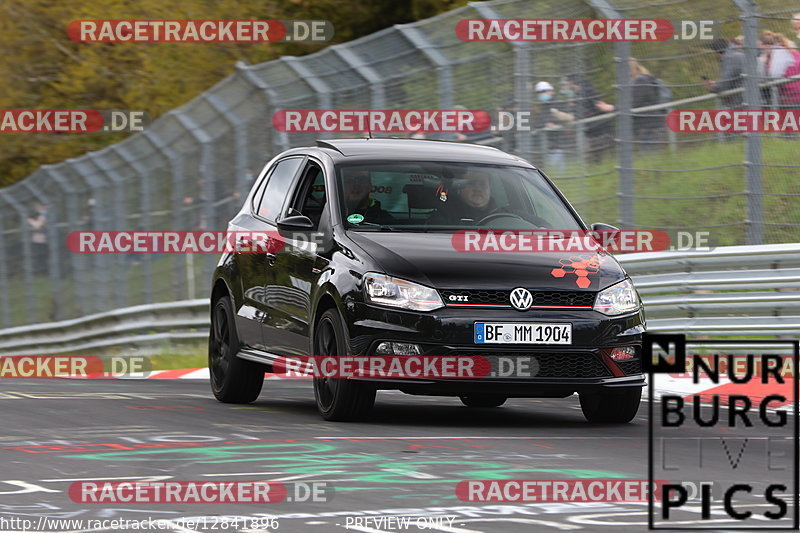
[474,323,572,344]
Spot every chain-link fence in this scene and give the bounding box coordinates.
[1,0,798,328]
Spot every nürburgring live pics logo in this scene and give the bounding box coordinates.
[644,333,799,530]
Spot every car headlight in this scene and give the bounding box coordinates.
[593,278,640,316]
[363,273,444,312]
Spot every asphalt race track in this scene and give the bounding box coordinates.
[0,378,793,532]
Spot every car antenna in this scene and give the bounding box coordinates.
[366,123,372,139]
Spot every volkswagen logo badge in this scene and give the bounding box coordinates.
[509,287,533,311]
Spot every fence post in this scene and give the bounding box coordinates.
[0,190,36,323]
[204,93,249,202]
[332,44,387,109]
[113,144,154,305]
[45,166,86,318]
[234,63,290,155]
[282,57,333,109]
[0,199,11,326]
[71,158,113,314]
[666,104,677,152]
[396,25,454,109]
[616,42,634,230]
[21,180,62,321]
[472,3,533,161]
[142,130,188,300]
[589,0,632,229]
[734,0,763,245]
[172,110,216,293]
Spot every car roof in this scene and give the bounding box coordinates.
[311,138,534,167]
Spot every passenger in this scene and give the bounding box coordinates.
[342,169,394,224]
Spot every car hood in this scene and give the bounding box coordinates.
[347,231,627,291]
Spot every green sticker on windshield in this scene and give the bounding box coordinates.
[347,213,365,224]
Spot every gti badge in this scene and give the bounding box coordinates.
[448,294,469,302]
[509,287,533,311]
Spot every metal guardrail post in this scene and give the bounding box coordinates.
[142,129,188,300]
[281,57,333,109]
[113,144,154,305]
[234,63,290,154]
[396,25,454,109]
[576,121,587,167]
[734,0,763,245]
[0,190,36,324]
[332,45,387,109]
[666,104,677,152]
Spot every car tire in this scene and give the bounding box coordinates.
[459,395,507,408]
[208,295,265,403]
[313,308,376,421]
[579,388,641,423]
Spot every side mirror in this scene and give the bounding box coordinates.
[591,223,619,232]
[590,223,621,248]
[277,215,314,231]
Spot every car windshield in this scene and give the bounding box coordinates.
[336,162,582,231]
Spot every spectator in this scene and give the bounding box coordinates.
[792,13,800,43]
[563,74,615,162]
[760,30,800,107]
[26,203,48,275]
[705,38,745,107]
[630,59,666,150]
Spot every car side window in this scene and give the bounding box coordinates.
[290,163,327,228]
[254,157,304,221]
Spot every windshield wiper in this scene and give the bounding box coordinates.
[350,222,396,231]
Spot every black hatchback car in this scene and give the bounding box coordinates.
[209,139,645,422]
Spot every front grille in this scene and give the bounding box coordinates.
[445,351,611,378]
[440,289,595,308]
[616,358,643,375]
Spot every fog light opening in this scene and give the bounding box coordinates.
[375,342,422,356]
[604,346,636,361]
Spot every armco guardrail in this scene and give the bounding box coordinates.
[0,244,797,355]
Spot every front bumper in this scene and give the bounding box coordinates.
[344,302,646,396]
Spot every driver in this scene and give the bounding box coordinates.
[457,170,494,213]
[342,169,394,224]
[429,169,497,225]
